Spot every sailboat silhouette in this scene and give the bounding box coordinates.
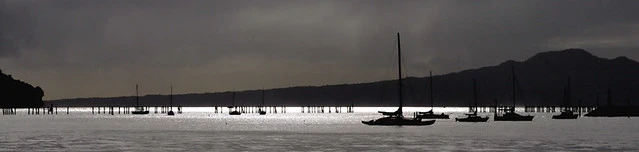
[415,71,450,119]
[229,92,241,115]
[493,66,533,121]
[456,79,489,122]
[167,85,175,116]
[362,33,435,126]
[258,89,267,115]
[132,84,149,115]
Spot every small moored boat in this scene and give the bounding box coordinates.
[456,79,489,122]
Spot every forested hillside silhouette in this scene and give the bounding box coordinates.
[48,49,639,107]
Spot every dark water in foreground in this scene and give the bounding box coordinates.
[1,107,638,151]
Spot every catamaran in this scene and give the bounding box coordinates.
[362,33,435,126]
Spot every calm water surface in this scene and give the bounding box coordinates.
[1,107,638,151]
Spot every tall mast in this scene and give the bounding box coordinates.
[261,89,265,107]
[136,84,139,107]
[567,77,571,107]
[232,92,236,107]
[397,33,403,114]
[563,85,567,110]
[473,78,478,113]
[170,85,173,109]
[430,71,434,110]
[511,66,516,108]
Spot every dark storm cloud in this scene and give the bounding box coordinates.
[1,0,639,99]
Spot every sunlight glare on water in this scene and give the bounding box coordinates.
[0,107,637,151]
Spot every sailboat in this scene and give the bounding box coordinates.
[132,84,150,114]
[552,77,578,119]
[415,71,450,119]
[456,79,489,122]
[167,85,175,116]
[258,89,267,115]
[493,66,534,121]
[585,88,639,117]
[229,92,241,115]
[362,33,435,126]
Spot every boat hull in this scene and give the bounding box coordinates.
[584,106,639,117]
[456,116,489,122]
[494,112,534,121]
[552,115,577,119]
[362,117,435,126]
[416,114,450,119]
[258,111,266,115]
[229,111,241,115]
[552,112,578,119]
[494,116,534,121]
[167,111,175,116]
[131,111,149,115]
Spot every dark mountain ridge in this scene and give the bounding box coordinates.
[47,49,639,107]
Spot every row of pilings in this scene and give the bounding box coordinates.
[301,106,354,113]
[214,106,287,114]
[7,106,601,115]
[465,106,599,113]
[26,107,60,115]
[90,106,183,115]
[2,106,359,115]
[210,106,356,114]
[2,108,17,115]
[523,106,597,113]
[0,106,184,115]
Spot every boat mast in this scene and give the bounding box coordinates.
[511,66,516,108]
[567,77,571,108]
[430,71,434,111]
[170,85,173,110]
[397,33,403,114]
[232,92,236,107]
[261,89,265,107]
[136,84,139,107]
[473,78,477,113]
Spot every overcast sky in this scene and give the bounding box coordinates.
[1,0,639,100]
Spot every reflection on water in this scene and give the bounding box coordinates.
[0,107,637,151]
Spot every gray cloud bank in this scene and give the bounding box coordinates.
[1,0,638,99]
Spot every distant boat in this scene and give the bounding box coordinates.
[552,77,577,119]
[585,88,639,117]
[415,71,450,119]
[229,92,241,115]
[584,106,639,117]
[493,66,533,121]
[456,79,489,122]
[258,89,266,115]
[362,33,435,126]
[132,84,149,115]
[552,110,578,119]
[167,85,175,116]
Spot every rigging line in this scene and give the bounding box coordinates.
[397,35,421,107]
[377,34,399,105]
